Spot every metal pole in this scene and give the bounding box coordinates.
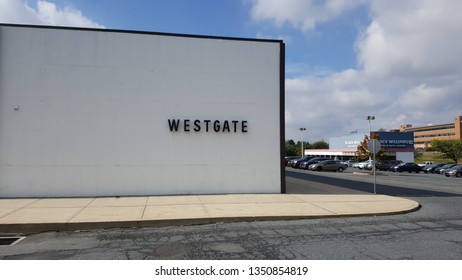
[367,116,376,194]
[300,128,306,157]
[373,138,376,194]
[301,131,303,157]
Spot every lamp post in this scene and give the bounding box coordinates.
[299,128,306,157]
[366,116,376,194]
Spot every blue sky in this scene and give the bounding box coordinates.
[1,0,462,142]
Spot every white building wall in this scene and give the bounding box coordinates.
[0,25,283,197]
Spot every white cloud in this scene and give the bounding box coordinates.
[357,0,462,82]
[358,0,462,129]
[250,0,462,141]
[250,0,366,32]
[0,0,104,28]
[285,69,390,140]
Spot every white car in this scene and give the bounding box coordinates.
[418,161,435,167]
[354,160,373,169]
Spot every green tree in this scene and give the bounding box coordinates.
[285,140,299,156]
[430,139,462,164]
[285,139,332,156]
[311,140,329,149]
[285,140,310,156]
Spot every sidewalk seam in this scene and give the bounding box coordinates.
[139,197,149,220]
[65,198,96,223]
[0,198,41,220]
[197,195,211,218]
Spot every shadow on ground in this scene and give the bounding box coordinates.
[286,170,461,197]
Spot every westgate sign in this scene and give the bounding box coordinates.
[168,119,248,133]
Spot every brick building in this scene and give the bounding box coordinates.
[400,116,462,149]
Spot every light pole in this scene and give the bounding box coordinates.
[299,128,306,157]
[366,116,376,194]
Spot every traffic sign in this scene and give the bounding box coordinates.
[368,139,381,154]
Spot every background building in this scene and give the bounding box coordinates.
[400,116,462,149]
[305,132,414,162]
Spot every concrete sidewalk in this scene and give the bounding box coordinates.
[0,194,420,233]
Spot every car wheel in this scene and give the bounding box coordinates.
[316,166,322,171]
[337,167,344,172]
[456,173,462,178]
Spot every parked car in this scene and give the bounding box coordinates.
[438,163,458,174]
[365,160,399,171]
[308,160,348,172]
[363,160,380,170]
[290,156,313,169]
[444,165,462,177]
[422,163,444,173]
[299,157,325,170]
[391,162,422,173]
[341,159,358,167]
[434,163,457,174]
[284,156,299,166]
[353,160,373,169]
[288,157,300,167]
[418,161,435,167]
[375,160,403,171]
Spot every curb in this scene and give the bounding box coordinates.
[0,203,421,234]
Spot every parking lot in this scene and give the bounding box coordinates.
[286,166,462,196]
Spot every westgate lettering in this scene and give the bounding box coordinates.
[168,119,248,133]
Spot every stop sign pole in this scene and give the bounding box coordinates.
[368,139,381,194]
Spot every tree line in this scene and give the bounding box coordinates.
[285,139,329,156]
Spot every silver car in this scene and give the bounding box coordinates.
[353,160,373,169]
[444,165,462,177]
[308,160,348,172]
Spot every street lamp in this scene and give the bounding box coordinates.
[366,116,376,194]
[299,128,306,157]
[366,116,375,160]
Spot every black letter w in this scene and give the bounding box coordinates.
[168,119,180,131]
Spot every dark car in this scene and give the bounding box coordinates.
[299,157,325,170]
[422,163,444,173]
[434,163,457,174]
[290,156,313,168]
[391,162,422,173]
[284,156,299,166]
[374,160,403,171]
[444,165,462,177]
